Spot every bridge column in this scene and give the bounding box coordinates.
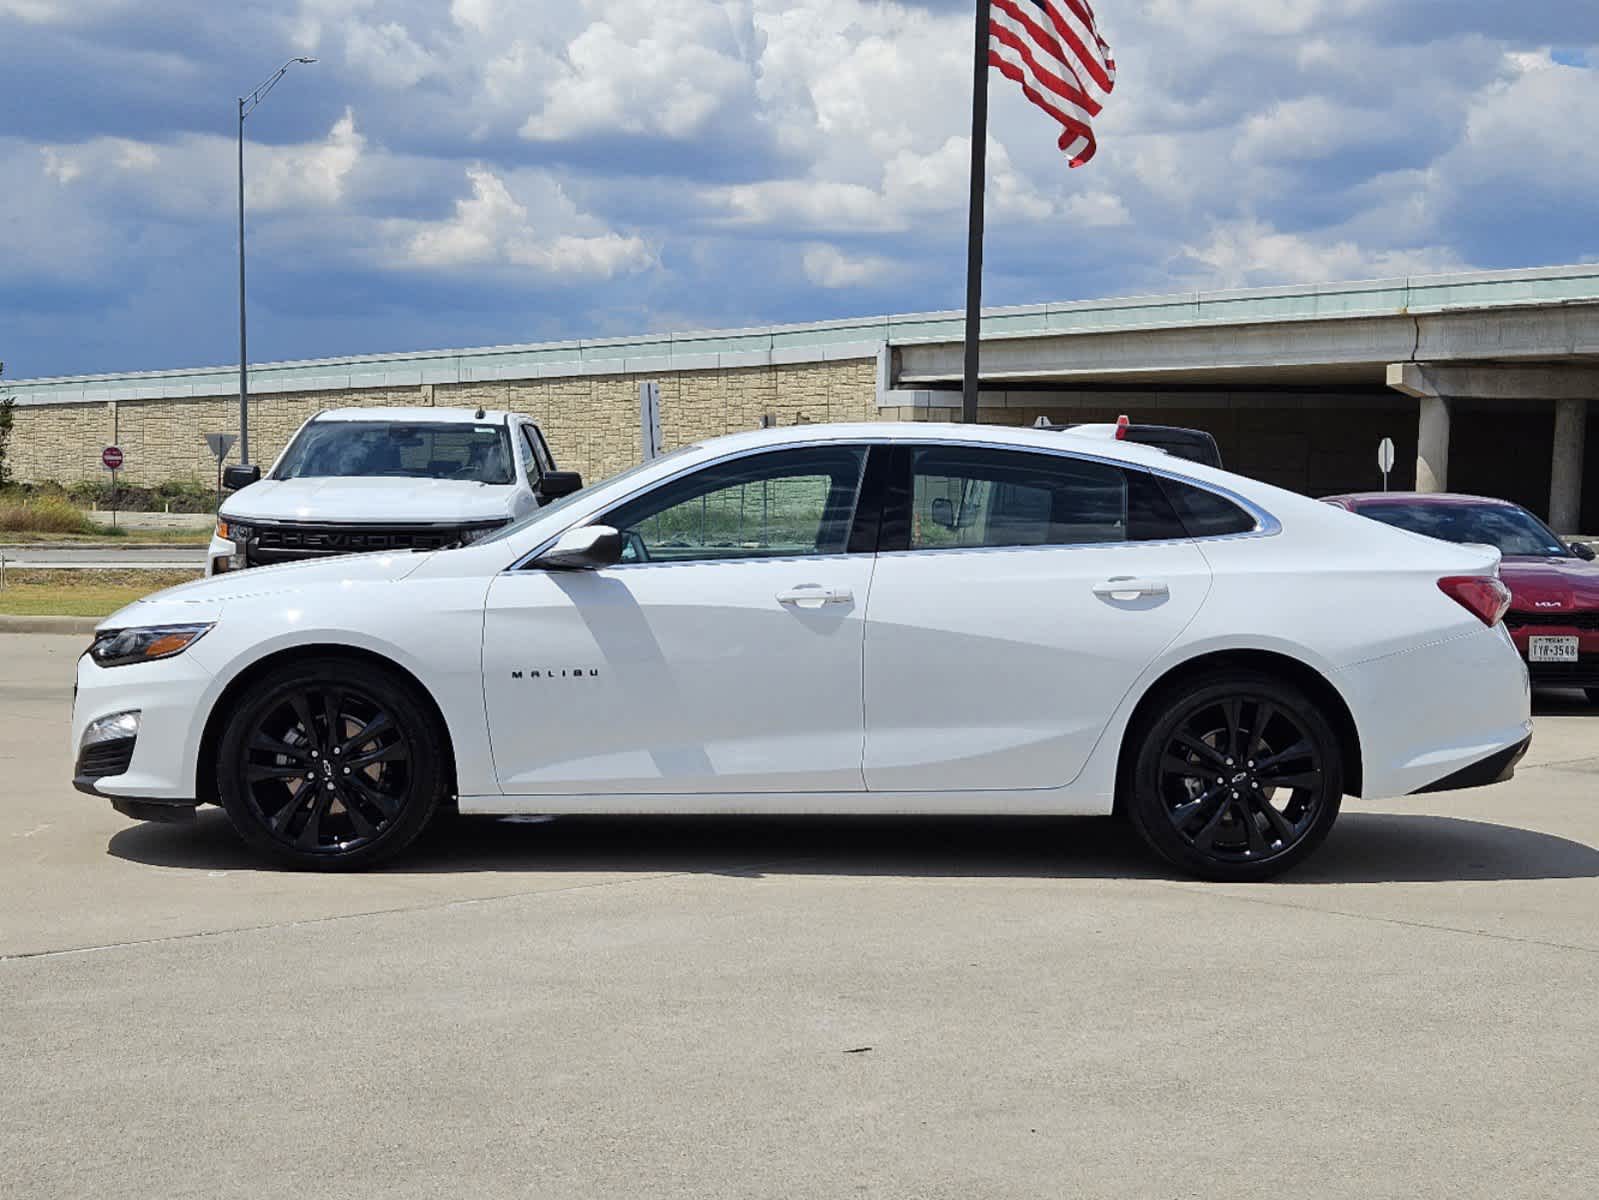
[1387,364,1452,493]
[1415,395,1452,493]
[1550,397,1588,534]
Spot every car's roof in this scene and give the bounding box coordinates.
[313,406,516,424]
[692,421,1186,469]
[1325,491,1525,509]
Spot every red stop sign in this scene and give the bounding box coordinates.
[102,446,124,470]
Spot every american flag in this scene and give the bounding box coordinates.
[988,0,1117,167]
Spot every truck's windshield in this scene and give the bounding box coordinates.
[274,422,515,484]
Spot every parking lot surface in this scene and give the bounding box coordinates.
[3,632,1596,1198]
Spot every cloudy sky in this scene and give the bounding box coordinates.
[3,0,1596,380]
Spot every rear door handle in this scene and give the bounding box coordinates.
[777,585,854,609]
[1093,577,1169,601]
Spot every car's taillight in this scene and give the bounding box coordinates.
[1438,576,1512,627]
[1115,414,1130,441]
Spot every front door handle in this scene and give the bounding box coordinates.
[1092,577,1170,601]
[777,585,854,609]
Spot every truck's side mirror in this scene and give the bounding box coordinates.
[537,470,583,502]
[929,496,957,530]
[535,524,622,570]
[1570,541,1596,562]
[223,465,262,491]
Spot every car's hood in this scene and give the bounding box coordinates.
[1499,556,1599,610]
[97,551,429,631]
[222,476,516,524]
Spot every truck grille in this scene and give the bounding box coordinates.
[248,522,471,564]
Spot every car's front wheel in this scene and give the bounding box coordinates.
[1125,670,1344,881]
[216,657,447,870]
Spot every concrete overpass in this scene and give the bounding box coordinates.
[8,262,1598,529]
[880,263,1599,530]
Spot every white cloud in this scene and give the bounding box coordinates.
[0,0,129,23]
[1180,219,1468,289]
[1236,96,1391,164]
[344,20,439,89]
[1061,191,1132,228]
[401,166,655,279]
[802,243,893,288]
[521,0,764,141]
[112,140,159,172]
[1145,0,1379,39]
[249,108,365,209]
[39,147,80,184]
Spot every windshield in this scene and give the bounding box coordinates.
[1358,500,1569,557]
[274,421,515,485]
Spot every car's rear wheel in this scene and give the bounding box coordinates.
[216,657,447,870]
[1125,671,1344,881]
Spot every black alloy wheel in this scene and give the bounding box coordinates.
[1127,672,1344,881]
[217,658,446,869]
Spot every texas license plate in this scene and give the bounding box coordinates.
[1528,635,1579,663]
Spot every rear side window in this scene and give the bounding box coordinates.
[909,446,1127,549]
[1159,477,1258,538]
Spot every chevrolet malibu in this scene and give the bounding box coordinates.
[71,424,1533,881]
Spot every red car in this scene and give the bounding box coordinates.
[1325,492,1599,702]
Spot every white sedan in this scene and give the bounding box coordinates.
[70,423,1532,881]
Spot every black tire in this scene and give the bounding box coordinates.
[216,656,448,870]
[1124,670,1344,882]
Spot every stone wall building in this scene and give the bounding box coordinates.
[7,263,1598,529]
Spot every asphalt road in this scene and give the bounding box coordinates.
[3,633,1596,1198]
[0,545,206,570]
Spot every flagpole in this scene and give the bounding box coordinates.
[962,0,990,425]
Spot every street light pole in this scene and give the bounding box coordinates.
[237,56,315,466]
[237,96,248,464]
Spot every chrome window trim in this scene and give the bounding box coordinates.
[503,435,1279,572]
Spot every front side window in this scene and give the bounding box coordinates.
[909,446,1128,549]
[274,422,515,485]
[604,446,869,564]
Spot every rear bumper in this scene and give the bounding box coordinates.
[1411,734,1531,794]
[1339,624,1532,799]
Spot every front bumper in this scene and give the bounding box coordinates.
[71,647,215,801]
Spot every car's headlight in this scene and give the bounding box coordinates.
[214,521,253,572]
[88,623,214,668]
[455,520,510,546]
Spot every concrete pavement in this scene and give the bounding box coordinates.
[2,633,1596,1198]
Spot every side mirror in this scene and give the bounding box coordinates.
[537,470,584,502]
[536,524,622,571]
[929,496,957,530]
[223,464,262,491]
[1570,541,1596,562]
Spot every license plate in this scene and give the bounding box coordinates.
[1528,635,1579,663]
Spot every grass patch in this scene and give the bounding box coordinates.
[0,496,99,536]
[0,527,212,545]
[0,569,203,618]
